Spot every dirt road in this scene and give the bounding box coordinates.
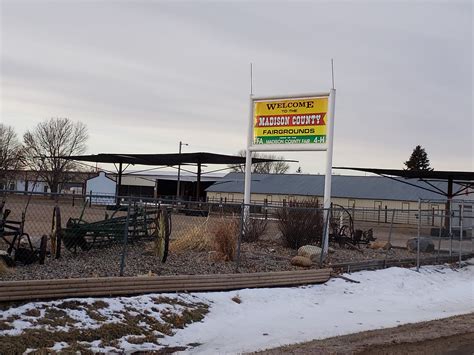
[255,313,474,354]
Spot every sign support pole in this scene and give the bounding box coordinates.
[322,88,336,257]
[244,95,254,210]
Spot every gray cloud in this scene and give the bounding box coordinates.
[1,0,472,174]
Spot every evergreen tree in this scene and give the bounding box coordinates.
[404,145,433,171]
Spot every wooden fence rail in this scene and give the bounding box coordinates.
[2,253,472,303]
[0,269,332,302]
[331,253,474,273]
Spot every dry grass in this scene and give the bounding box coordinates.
[170,216,213,252]
[212,218,238,261]
[161,308,206,329]
[0,299,209,354]
[23,309,41,317]
[0,320,14,331]
[0,258,12,275]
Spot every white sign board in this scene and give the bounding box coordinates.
[244,89,336,255]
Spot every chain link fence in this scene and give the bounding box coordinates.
[1,190,472,281]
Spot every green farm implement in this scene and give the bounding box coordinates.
[61,203,171,261]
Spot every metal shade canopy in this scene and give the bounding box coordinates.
[62,152,296,201]
[333,167,474,183]
[64,152,289,166]
[334,167,474,228]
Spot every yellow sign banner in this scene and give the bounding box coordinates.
[253,96,329,145]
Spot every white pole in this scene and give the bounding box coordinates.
[176,141,182,198]
[417,199,421,271]
[322,88,336,256]
[459,201,463,267]
[243,95,254,208]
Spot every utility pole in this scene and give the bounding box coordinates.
[176,141,188,199]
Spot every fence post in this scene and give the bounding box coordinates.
[320,206,331,266]
[235,202,244,271]
[384,205,388,223]
[264,199,268,220]
[416,199,421,271]
[54,206,62,259]
[352,203,355,225]
[449,205,453,256]
[72,190,75,207]
[377,205,381,224]
[432,207,434,226]
[384,209,396,268]
[437,211,443,262]
[119,199,131,276]
[89,191,92,208]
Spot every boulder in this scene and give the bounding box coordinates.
[369,241,392,250]
[291,256,313,267]
[137,271,158,277]
[407,237,435,253]
[297,245,322,261]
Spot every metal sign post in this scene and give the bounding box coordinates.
[323,88,336,254]
[244,89,336,258]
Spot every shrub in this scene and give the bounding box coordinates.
[212,219,238,261]
[242,217,267,243]
[276,204,324,249]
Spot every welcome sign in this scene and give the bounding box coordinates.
[253,96,328,146]
[244,89,336,257]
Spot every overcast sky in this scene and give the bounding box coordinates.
[1,0,472,175]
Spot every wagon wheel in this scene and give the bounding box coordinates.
[330,205,355,247]
[154,209,170,263]
[50,206,64,257]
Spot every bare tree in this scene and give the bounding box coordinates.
[0,124,24,187]
[229,150,290,174]
[23,118,88,193]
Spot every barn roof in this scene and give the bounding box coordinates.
[206,172,471,202]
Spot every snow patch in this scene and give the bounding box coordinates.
[1,265,473,354]
[164,265,474,354]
